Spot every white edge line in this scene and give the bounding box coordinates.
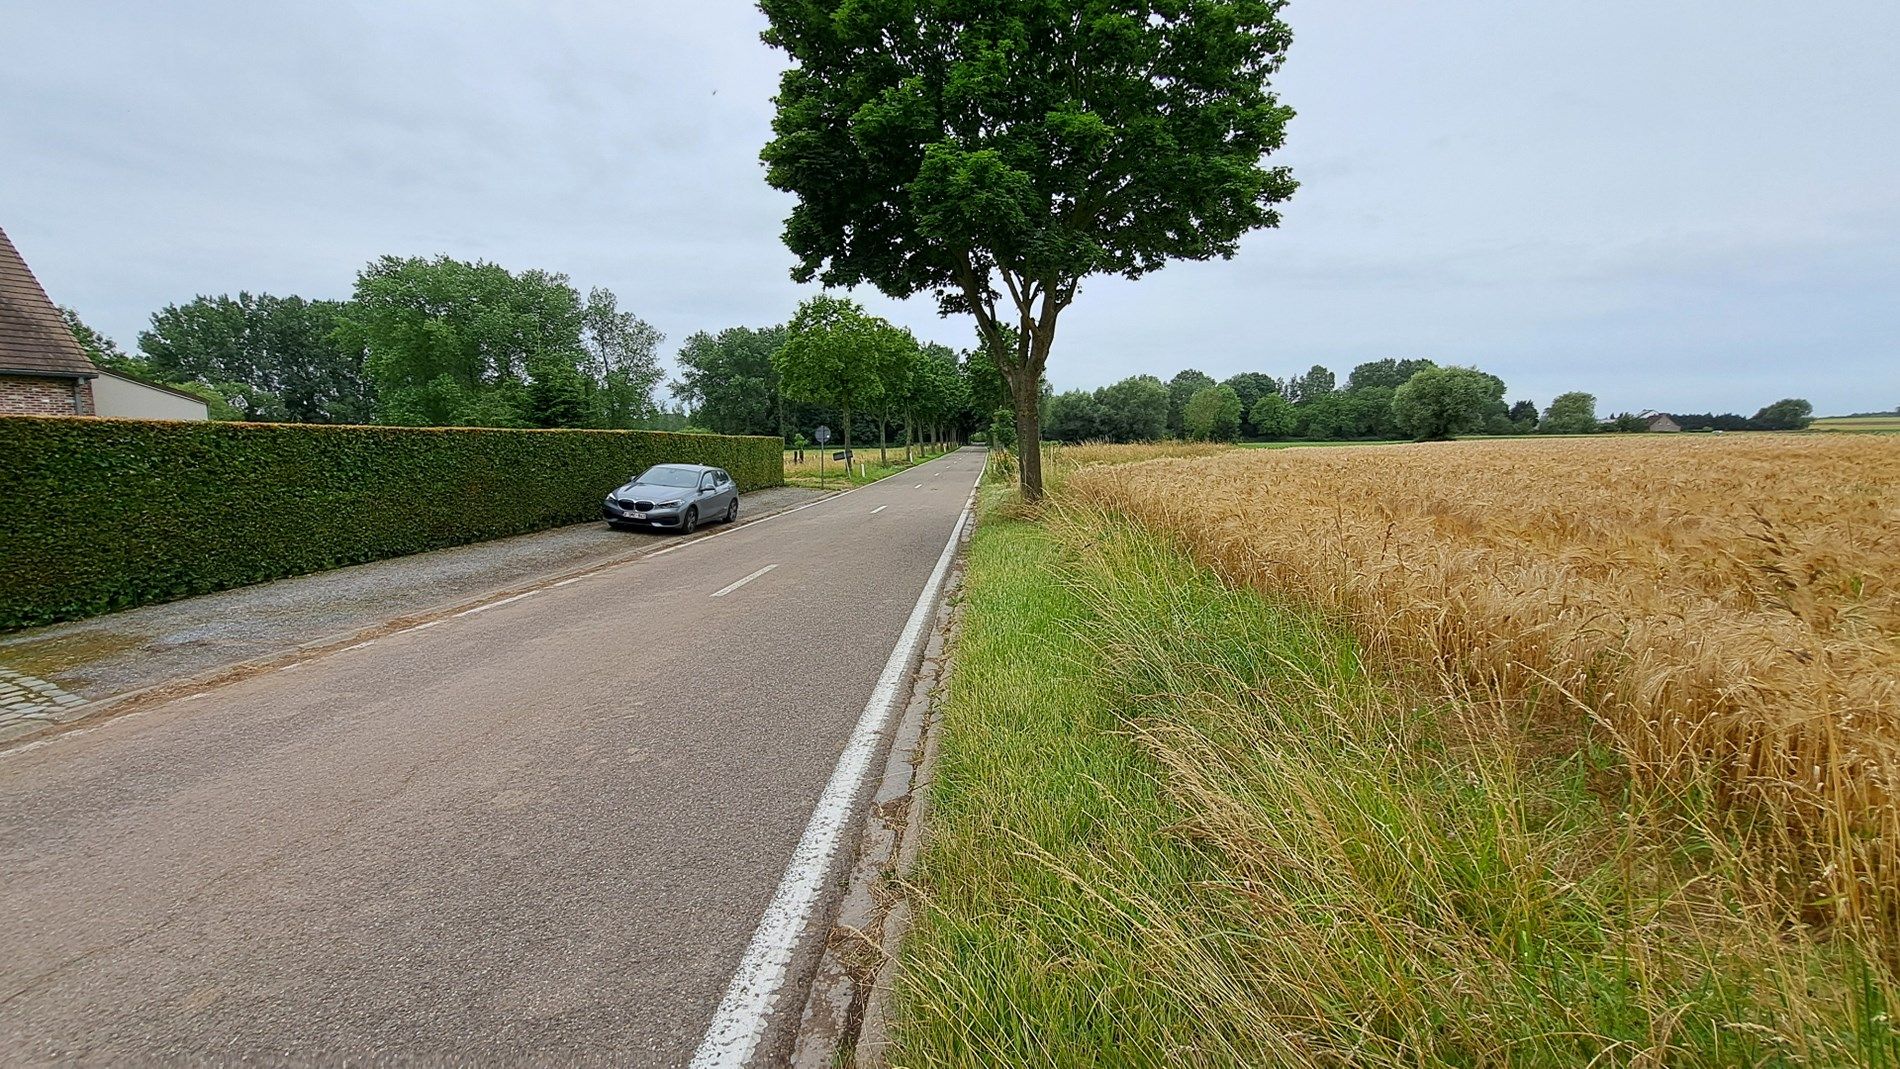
[709,563,778,599]
[458,590,537,616]
[688,469,978,1069]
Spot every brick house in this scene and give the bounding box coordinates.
[0,225,98,416]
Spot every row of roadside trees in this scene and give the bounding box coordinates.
[63,258,1010,452]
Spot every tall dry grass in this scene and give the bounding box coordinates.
[1064,434,1900,955]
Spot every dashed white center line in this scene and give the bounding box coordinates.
[913,483,924,488]
[870,505,887,514]
[710,563,778,598]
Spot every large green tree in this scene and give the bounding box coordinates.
[1098,374,1171,442]
[1249,392,1297,438]
[338,256,588,427]
[1221,372,1280,437]
[1044,389,1109,443]
[1287,364,1336,403]
[1542,391,1600,434]
[1391,366,1506,441]
[580,287,665,428]
[759,0,1297,499]
[138,293,373,423]
[772,295,891,458]
[1752,397,1814,430]
[673,325,789,437]
[1167,369,1218,438]
[1346,357,1436,392]
[1183,384,1244,441]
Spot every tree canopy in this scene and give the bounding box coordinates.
[759,0,1297,497]
[1543,391,1600,435]
[1183,384,1244,441]
[1390,366,1506,441]
[772,295,894,452]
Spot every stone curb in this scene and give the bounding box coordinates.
[789,509,974,1068]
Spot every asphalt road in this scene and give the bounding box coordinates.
[0,447,985,1067]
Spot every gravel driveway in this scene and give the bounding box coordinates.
[0,485,826,741]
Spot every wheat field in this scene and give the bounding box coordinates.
[1064,435,1900,954]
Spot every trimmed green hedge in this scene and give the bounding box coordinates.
[0,417,783,630]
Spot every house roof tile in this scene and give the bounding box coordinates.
[0,225,97,378]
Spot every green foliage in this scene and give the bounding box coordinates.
[1606,411,1648,434]
[1287,364,1336,403]
[579,286,665,428]
[59,306,141,374]
[1296,391,1356,440]
[1167,369,1217,437]
[338,256,585,427]
[138,293,374,423]
[1044,389,1109,443]
[1220,372,1279,436]
[1249,392,1298,438]
[1508,399,1540,427]
[759,0,1298,497]
[673,325,789,436]
[1097,375,1171,442]
[1183,384,1244,442]
[1346,357,1437,392]
[1390,366,1507,441]
[0,418,782,630]
[988,408,1017,450]
[1543,391,1600,434]
[1752,397,1815,430]
[772,295,892,452]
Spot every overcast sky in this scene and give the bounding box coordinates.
[3,1,1895,415]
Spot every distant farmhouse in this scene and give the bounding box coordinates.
[0,225,205,420]
[1644,412,1681,433]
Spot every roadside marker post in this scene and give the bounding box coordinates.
[814,425,831,490]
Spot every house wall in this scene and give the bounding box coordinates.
[92,372,209,421]
[0,375,90,416]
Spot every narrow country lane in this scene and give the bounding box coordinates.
[0,448,986,1067]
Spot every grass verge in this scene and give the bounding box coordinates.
[784,444,959,488]
[890,490,1896,1066]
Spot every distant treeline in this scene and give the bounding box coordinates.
[1042,360,1815,443]
[59,258,1817,445]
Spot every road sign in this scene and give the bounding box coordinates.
[832,450,853,461]
[814,425,831,444]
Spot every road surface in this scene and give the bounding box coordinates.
[0,447,985,1067]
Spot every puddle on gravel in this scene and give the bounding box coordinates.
[0,629,151,678]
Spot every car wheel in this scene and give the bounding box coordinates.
[725,499,739,524]
[680,506,699,535]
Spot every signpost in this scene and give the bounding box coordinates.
[814,425,831,489]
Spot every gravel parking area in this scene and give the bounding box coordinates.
[0,484,827,739]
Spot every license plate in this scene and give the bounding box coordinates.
[633,512,648,519]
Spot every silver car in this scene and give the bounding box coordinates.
[602,464,739,534]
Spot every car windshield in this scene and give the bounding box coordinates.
[634,466,702,488]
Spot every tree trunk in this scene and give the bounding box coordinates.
[841,404,851,476]
[879,416,889,467]
[1009,374,1044,501]
[905,409,915,463]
